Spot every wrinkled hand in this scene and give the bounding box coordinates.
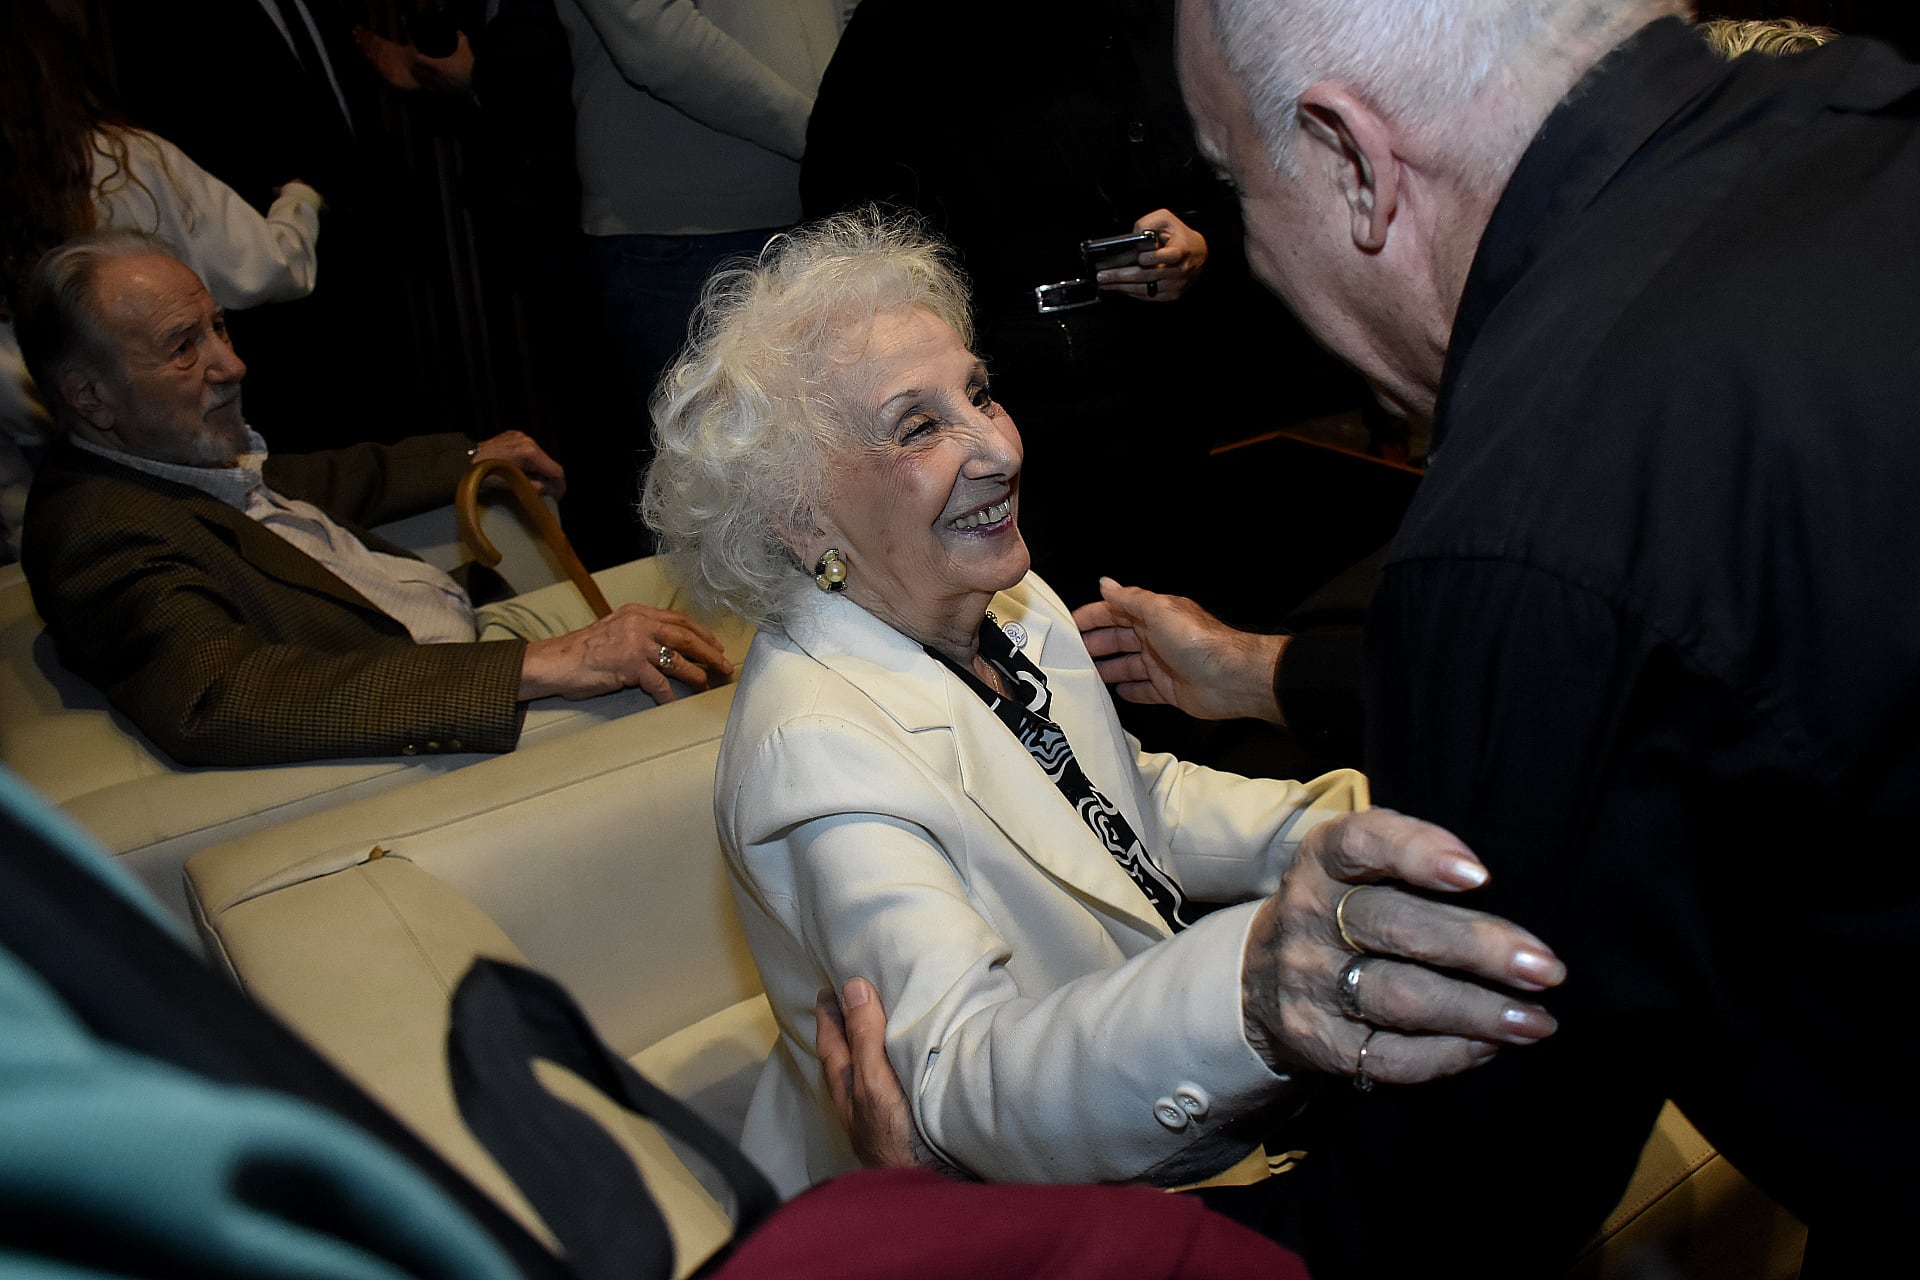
[516,604,733,701]
[473,430,567,500]
[1241,809,1565,1086]
[1074,577,1287,724]
[352,26,474,93]
[815,978,944,1171]
[1095,209,1208,302]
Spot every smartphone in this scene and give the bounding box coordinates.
[1080,230,1161,261]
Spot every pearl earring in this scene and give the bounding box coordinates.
[813,547,848,593]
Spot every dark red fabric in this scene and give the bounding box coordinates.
[707,1168,1310,1280]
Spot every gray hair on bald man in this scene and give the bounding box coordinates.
[642,208,974,631]
[1204,0,1696,184]
[16,227,181,432]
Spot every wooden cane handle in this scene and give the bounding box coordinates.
[456,459,614,620]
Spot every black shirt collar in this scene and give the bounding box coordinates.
[1433,17,1727,453]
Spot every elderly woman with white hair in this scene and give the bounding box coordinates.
[643,211,1565,1194]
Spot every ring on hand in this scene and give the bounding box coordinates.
[1335,884,1374,953]
[1353,1027,1381,1093]
[1146,279,1159,298]
[1335,955,1369,1020]
[657,645,675,672]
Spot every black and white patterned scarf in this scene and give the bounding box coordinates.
[927,616,1194,932]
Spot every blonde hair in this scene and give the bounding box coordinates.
[1697,17,1836,58]
[642,209,974,630]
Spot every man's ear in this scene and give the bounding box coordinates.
[1296,83,1402,253]
[57,367,113,432]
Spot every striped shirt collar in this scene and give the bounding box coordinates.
[70,428,271,509]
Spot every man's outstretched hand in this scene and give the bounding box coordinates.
[1073,577,1289,724]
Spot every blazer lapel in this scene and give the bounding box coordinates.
[784,579,1172,944]
[54,445,407,629]
[957,586,1171,943]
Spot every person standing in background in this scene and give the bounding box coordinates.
[100,0,449,452]
[552,0,848,563]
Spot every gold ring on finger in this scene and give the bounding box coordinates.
[1335,883,1374,953]
[657,644,675,672]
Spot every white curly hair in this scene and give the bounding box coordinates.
[641,209,974,632]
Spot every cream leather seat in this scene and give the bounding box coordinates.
[0,495,751,926]
[188,689,764,1277]
[186,679,1805,1279]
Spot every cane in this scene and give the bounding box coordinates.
[455,459,614,620]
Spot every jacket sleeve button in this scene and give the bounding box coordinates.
[1152,1097,1190,1132]
[1174,1084,1212,1119]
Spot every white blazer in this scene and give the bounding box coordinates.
[717,573,1366,1195]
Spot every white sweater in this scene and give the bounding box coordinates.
[556,0,846,237]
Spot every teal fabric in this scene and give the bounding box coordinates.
[0,767,525,1280]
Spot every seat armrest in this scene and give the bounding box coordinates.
[188,684,757,1059]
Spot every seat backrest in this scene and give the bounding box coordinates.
[189,684,757,1061]
[185,687,759,1274]
[0,564,172,805]
[1,550,750,928]
[0,497,557,810]
[372,489,569,598]
[185,668,1808,1280]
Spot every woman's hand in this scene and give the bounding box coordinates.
[1241,809,1565,1087]
[1095,209,1209,302]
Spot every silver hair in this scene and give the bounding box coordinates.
[1204,0,1695,184]
[641,209,975,631]
[14,227,182,430]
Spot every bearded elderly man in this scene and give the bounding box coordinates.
[827,1,1919,1274]
[16,231,731,767]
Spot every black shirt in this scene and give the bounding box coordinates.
[1292,20,1920,1276]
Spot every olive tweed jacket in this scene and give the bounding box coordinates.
[22,433,528,766]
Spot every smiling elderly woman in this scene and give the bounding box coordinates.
[642,211,1563,1195]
